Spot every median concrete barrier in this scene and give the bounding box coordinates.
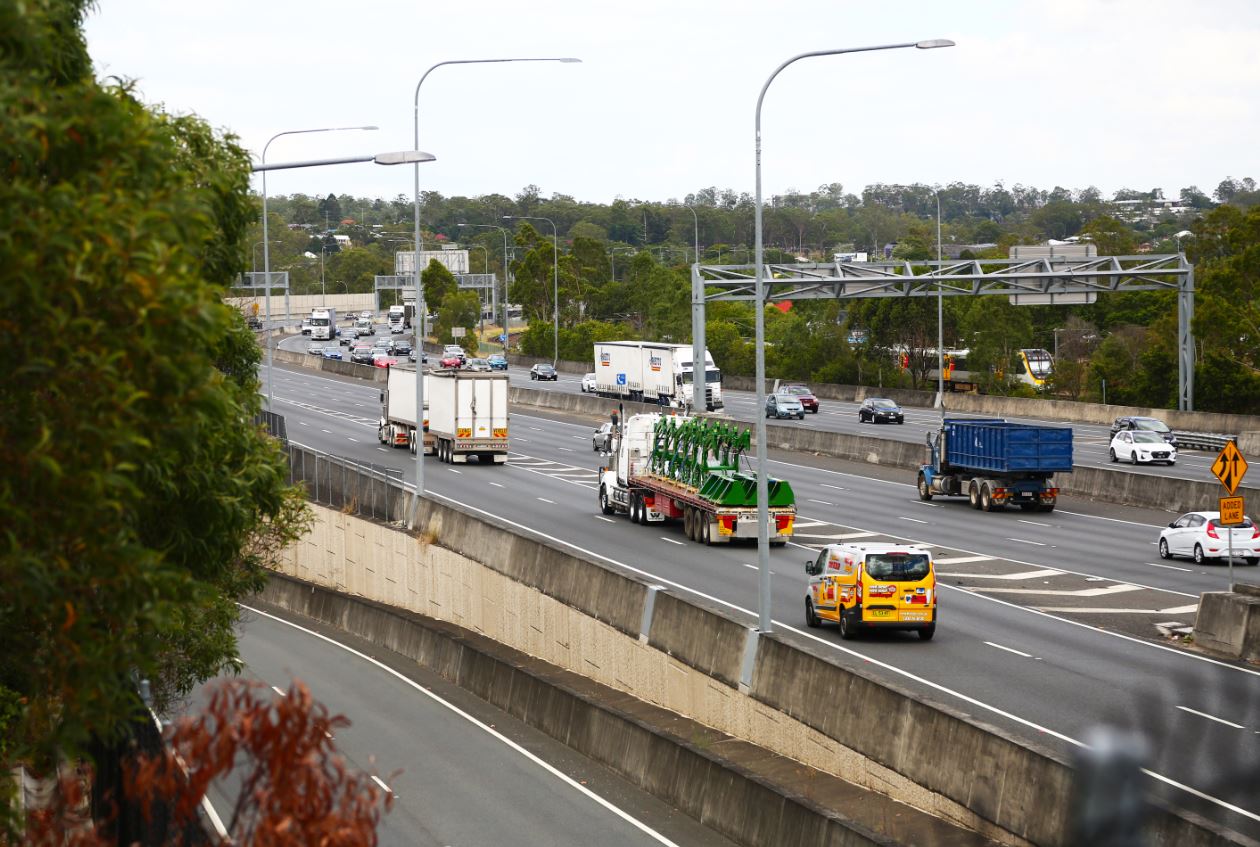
[1193,581,1260,661]
[272,449,1249,847]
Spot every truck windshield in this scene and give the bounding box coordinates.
[310,318,330,326]
[864,553,930,581]
[681,369,722,384]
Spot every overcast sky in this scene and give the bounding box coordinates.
[85,0,1259,207]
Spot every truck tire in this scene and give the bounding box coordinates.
[918,624,936,641]
[599,486,615,516]
[917,473,933,501]
[683,507,694,539]
[805,598,821,628]
[629,494,640,524]
[839,610,858,640]
[699,516,712,545]
[980,484,994,512]
[1037,503,1056,513]
[968,481,981,510]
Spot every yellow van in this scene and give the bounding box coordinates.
[804,542,936,640]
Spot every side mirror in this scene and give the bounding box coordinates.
[1168,522,1176,528]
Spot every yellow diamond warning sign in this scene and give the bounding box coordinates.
[1211,441,1248,496]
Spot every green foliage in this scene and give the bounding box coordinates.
[558,320,629,363]
[421,258,458,310]
[0,0,309,776]
[434,291,480,351]
[959,297,1034,394]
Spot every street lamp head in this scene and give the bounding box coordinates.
[915,39,955,49]
[557,58,582,63]
[374,150,436,165]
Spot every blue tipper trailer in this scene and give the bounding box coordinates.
[917,418,1073,512]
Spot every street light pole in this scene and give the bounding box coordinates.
[406,58,579,531]
[683,204,706,411]
[261,125,377,411]
[504,215,559,365]
[458,223,512,352]
[751,39,953,635]
[935,189,944,413]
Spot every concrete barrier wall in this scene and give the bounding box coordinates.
[1193,582,1260,661]
[272,458,1243,846]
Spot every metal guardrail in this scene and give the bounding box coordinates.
[1173,431,1236,452]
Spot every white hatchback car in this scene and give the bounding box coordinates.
[1109,430,1176,465]
[581,373,597,393]
[1159,511,1260,565]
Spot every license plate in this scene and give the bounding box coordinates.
[868,609,892,618]
[900,611,930,622]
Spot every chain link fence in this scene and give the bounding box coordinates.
[286,442,410,524]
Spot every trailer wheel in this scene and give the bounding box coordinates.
[599,487,615,515]
[699,516,712,545]
[980,484,993,512]
[805,598,821,628]
[968,481,981,509]
[917,473,933,501]
[1037,503,1056,513]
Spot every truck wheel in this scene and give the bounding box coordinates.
[599,487,615,516]
[629,495,639,524]
[968,482,981,510]
[918,624,936,641]
[700,517,712,545]
[409,429,417,455]
[1037,503,1056,513]
[917,473,933,501]
[805,598,821,628]
[683,507,694,539]
[839,610,858,640]
[980,484,993,512]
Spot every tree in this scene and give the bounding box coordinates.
[1,0,309,816]
[959,297,1034,395]
[421,258,458,310]
[1088,326,1148,405]
[435,291,480,351]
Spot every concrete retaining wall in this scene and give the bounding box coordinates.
[271,460,1246,846]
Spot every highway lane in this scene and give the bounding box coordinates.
[198,605,739,847]
[262,364,1260,837]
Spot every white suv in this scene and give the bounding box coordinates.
[1159,511,1260,565]
[581,373,597,393]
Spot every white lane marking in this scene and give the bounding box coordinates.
[299,421,309,426]
[1017,519,1051,527]
[807,499,833,506]
[321,429,332,434]
[792,520,828,529]
[489,482,504,488]
[1005,537,1046,546]
[914,501,943,508]
[974,583,1143,597]
[1147,562,1192,572]
[984,641,1033,658]
[537,497,555,504]
[376,447,388,453]
[794,532,876,541]
[933,555,992,566]
[287,440,1260,822]
[241,606,683,846]
[661,538,685,546]
[370,775,394,795]
[1177,706,1245,729]
[899,517,928,524]
[517,438,530,443]
[529,427,543,431]
[820,484,845,491]
[938,569,1062,580]
[448,469,462,475]
[742,563,756,569]
[271,686,285,697]
[1036,604,1201,615]
[557,447,574,452]
[595,516,614,523]
[347,437,358,443]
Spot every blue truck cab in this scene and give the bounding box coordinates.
[917,418,1073,512]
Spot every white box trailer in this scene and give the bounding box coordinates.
[593,341,723,410]
[426,370,509,464]
[310,307,336,341]
[377,365,434,455]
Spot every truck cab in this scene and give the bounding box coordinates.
[805,542,936,640]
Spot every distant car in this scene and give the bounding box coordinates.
[766,394,805,420]
[409,350,428,364]
[350,345,374,365]
[858,398,904,424]
[360,310,372,320]
[306,341,325,356]
[1111,416,1177,447]
[442,344,467,364]
[488,354,508,371]
[1159,511,1260,566]
[781,384,818,413]
[465,357,492,372]
[530,363,558,381]
[301,318,312,335]
[1109,430,1177,465]
[321,346,343,360]
[246,316,263,330]
[378,338,397,354]
[581,373,597,393]
[372,355,398,369]
[352,319,374,339]
[393,340,412,356]
[439,354,463,369]
[593,422,614,452]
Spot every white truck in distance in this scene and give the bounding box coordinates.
[593,341,723,411]
[309,307,336,342]
[426,370,509,464]
[388,305,406,334]
[377,365,432,455]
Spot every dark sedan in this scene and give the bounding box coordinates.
[530,363,558,381]
[1110,415,1177,446]
[859,398,904,424]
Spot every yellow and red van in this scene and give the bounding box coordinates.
[804,542,936,640]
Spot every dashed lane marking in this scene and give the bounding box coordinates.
[933,555,992,565]
[984,641,1034,658]
[938,568,1062,580]
[1177,706,1245,729]
[974,583,1143,597]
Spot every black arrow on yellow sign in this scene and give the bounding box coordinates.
[1211,441,1249,496]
